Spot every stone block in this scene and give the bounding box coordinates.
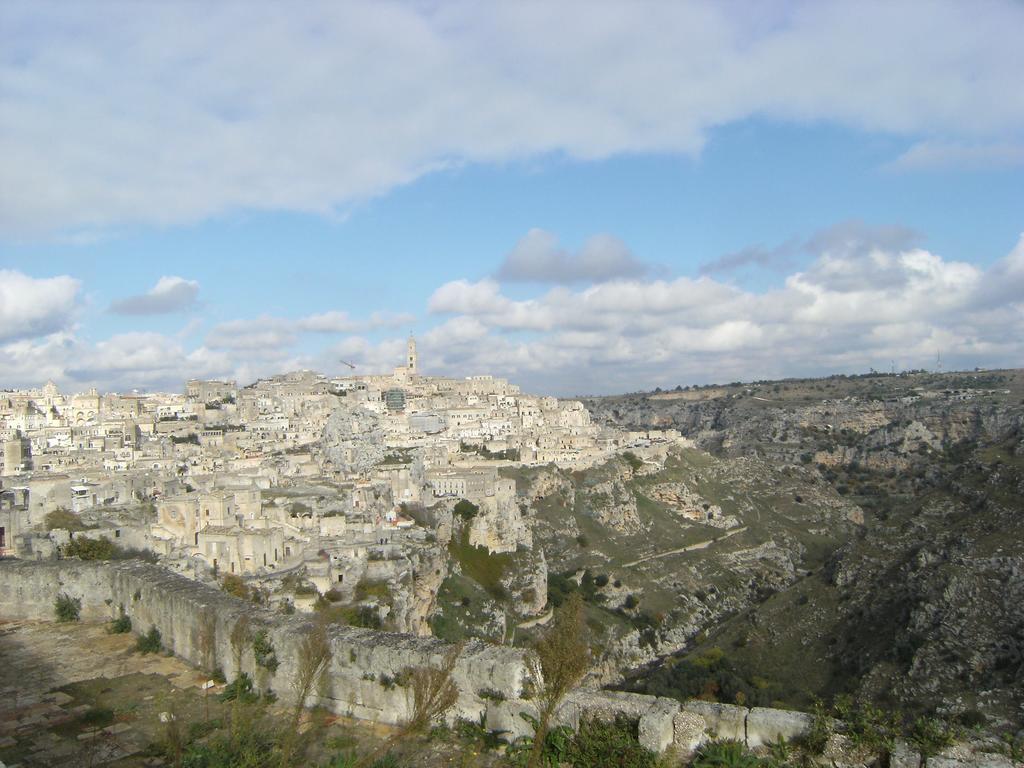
[968,754,1018,768]
[746,706,813,748]
[638,697,680,754]
[672,710,707,756]
[889,739,919,768]
[484,698,538,743]
[681,701,748,742]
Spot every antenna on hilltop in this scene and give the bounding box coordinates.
[936,350,943,373]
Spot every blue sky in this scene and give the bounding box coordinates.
[1,1,1023,395]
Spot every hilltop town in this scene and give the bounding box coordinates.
[1,363,1022,768]
[0,338,680,634]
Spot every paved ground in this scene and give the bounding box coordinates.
[0,619,510,768]
[0,619,211,767]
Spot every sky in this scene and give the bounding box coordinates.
[1,0,1023,396]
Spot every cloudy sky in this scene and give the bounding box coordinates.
[1,0,1022,395]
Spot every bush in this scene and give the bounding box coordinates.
[63,536,117,560]
[691,739,761,768]
[908,717,957,761]
[108,611,132,634]
[252,629,279,672]
[55,592,81,622]
[622,451,644,471]
[570,716,657,768]
[219,671,257,702]
[45,508,91,532]
[453,499,479,520]
[136,625,162,654]
[354,578,391,602]
[79,707,115,728]
[221,573,250,600]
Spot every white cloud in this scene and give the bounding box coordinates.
[3,231,1023,396]
[3,1,1023,236]
[414,232,1024,393]
[496,229,648,284]
[887,141,1024,172]
[109,275,199,315]
[208,308,420,351]
[206,316,298,352]
[0,270,80,343]
[297,311,360,334]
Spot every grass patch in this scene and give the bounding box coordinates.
[447,529,513,600]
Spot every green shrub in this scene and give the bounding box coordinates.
[219,672,257,702]
[354,578,391,602]
[908,717,957,761]
[570,716,657,768]
[252,629,279,672]
[63,536,117,560]
[108,611,132,634]
[44,507,91,532]
[832,695,900,756]
[136,625,162,654]
[454,499,479,520]
[55,592,81,622]
[221,573,250,600]
[799,701,833,756]
[691,739,761,768]
[622,451,644,471]
[79,707,115,728]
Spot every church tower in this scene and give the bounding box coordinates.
[407,335,417,374]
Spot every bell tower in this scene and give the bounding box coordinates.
[407,334,417,374]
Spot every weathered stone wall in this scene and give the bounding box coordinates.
[0,560,1014,767]
[0,559,530,726]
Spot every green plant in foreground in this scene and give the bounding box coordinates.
[691,739,762,768]
[569,716,657,768]
[797,700,832,756]
[832,695,900,757]
[999,732,1023,762]
[908,717,957,764]
[506,715,574,768]
[55,592,81,622]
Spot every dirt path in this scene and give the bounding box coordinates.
[620,526,747,567]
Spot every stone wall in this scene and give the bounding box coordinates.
[1,560,1014,767]
[0,559,530,726]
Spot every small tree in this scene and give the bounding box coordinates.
[222,573,251,600]
[527,592,590,768]
[197,609,218,673]
[279,620,333,767]
[55,592,81,622]
[228,616,253,741]
[404,642,464,735]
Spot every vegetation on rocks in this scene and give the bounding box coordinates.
[54,591,81,622]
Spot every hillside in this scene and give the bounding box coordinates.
[574,370,1024,726]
